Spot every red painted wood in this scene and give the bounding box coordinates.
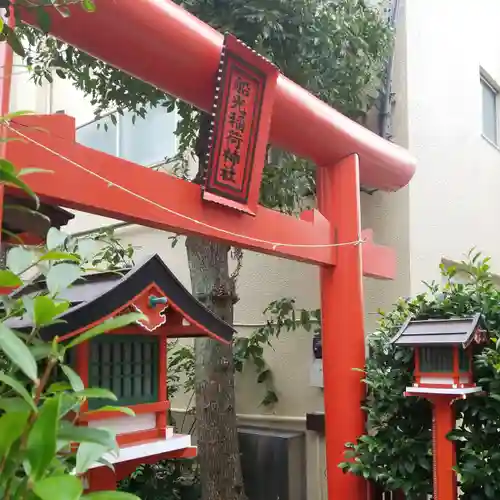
[87,466,116,492]
[157,335,168,430]
[430,396,457,500]
[317,155,366,500]
[0,12,14,264]
[81,401,170,422]
[17,0,416,191]
[5,115,333,266]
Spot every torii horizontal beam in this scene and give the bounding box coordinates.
[5,115,395,277]
[19,0,416,191]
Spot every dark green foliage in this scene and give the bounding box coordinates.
[340,251,500,500]
[119,459,201,500]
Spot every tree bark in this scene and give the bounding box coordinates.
[185,236,246,500]
[184,111,247,500]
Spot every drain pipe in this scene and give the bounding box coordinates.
[378,0,400,140]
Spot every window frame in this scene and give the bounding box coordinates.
[480,71,500,146]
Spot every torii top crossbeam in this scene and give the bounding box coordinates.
[20,0,415,191]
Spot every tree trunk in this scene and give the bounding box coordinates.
[185,236,246,500]
[184,111,247,500]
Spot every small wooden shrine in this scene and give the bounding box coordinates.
[391,313,488,396]
[7,253,235,491]
[391,314,488,500]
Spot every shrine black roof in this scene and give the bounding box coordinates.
[390,314,483,348]
[6,254,235,343]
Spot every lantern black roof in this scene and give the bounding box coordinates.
[390,313,485,349]
[6,254,235,343]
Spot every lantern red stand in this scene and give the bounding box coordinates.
[392,315,489,500]
[0,1,417,498]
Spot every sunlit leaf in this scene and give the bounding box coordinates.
[46,263,82,295]
[61,364,84,392]
[85,405,135,417]
[46,227,68,250]
[74,388,117,400]
[39,250,80,262]
[0,269,22,287]
[66,312,145,349]
[0,324,38,381]
[33,295,69,326]
[6,246,35,274]
[83,492,140,499]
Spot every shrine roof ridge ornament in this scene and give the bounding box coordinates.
[6,254,235,343]
[390,313,488,349]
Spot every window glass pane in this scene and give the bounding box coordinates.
[482,79,497,143]
[76,114,117,156]
[119,106,177,166]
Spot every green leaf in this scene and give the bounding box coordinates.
[6,246,35,274]
[76,442,113,475]
[17,167,51,177]
[39,250,81,263]
[27,395,61,480]
[33,475,83,500]
[34,7,52,34]
[46,227,68,250]
[0,159,39,206]
[58,421,117,449]
[0,411,29,456]
[61,364,84,392]
[74,388,117,400]
[0,372,37,411]
[0,269,22,287]
[82,0,96,12]
[4,25,25,58]
[66,312,145,349]
[0,396,33,413]
[77,238,101,262]
[0,323,38,381]
[83,493,140,500]
[85,405,135,417]
[33,295,69,326]
[46,263,82,295]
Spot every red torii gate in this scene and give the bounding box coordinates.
[0,1,416,499]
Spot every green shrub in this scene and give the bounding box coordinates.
[341,251,500,500]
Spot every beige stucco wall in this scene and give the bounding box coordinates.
[405,0,500,293]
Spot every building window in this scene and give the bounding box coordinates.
[88,334,159,409]
[481,75,498,145]
[76,106,177,166]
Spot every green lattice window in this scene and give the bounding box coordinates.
[419,346,453,372]
[88,334,159,410]
[458,348,471,373]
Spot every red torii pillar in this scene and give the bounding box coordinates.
[5,2,417,499]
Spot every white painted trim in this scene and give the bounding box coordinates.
[406,386,483,395]
[88,434,193,469]
[88,413,156,434]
